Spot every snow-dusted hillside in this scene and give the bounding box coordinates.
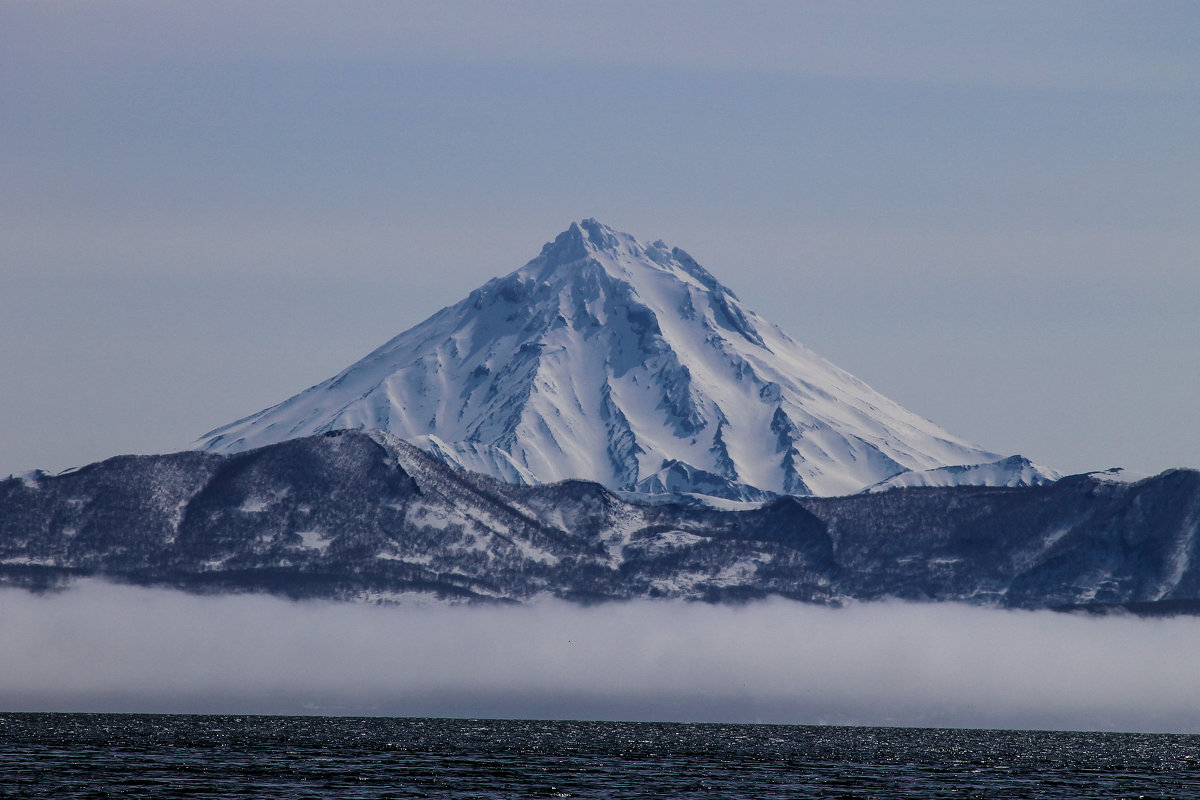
[4,430,1199,610]
[866,456,1061,493]
[197,220,1052,497]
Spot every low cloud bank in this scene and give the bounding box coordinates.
[2,582,1199,733]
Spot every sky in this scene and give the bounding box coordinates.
[2,1,1198,479]
[5,584,1200,733]
[2,2,1200,732]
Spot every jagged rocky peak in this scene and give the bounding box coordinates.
[544,217,622,259]
[525,219,738,308]
[196,220,1056,498]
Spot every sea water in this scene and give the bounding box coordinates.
[1,713,1198,798]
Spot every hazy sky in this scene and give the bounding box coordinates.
[2,1,1198,477]
[5,584,1200,733]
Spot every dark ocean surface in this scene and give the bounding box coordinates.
[1,713,1198,799]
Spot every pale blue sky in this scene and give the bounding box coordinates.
[2,1,1197,478]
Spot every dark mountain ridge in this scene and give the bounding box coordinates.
[2,430,1197,613]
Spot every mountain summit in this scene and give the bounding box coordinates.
[197,219,1055,498]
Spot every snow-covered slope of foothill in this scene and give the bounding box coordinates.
[1078,467,1148,485]
[196,219,1054,498]
[866,456,1061,493]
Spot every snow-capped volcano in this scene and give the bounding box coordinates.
[197,219,1055,497]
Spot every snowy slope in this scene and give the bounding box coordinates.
[865,455,1060,493]
[196,219,1037,497]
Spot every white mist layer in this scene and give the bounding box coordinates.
[2,582,1198,733]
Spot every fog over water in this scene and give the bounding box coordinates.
[1,582,1198,733]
